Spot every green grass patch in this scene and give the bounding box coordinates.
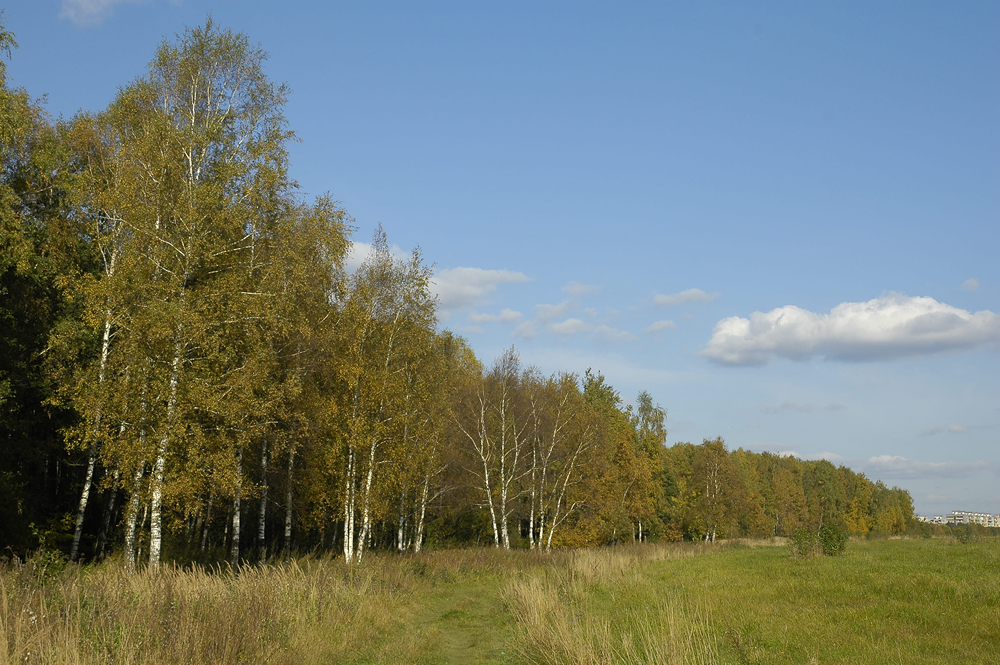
[1,538,996,664]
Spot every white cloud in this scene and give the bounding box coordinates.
[563,281,601,297]
[592,325,638,343]
[863,455,994,480]
[654,288,720,307]
[521,347,685,387]
[646,320,677,333]
[535,300,573,322]
[760,401,846,414]
[962,278,980,291]
[545,319,637,343]
[349,242,529,318]
[60,0,137,26]
[430,267,530,313]
[550,318,589,336]
[468,308,523,324]
[511,321,538,339]
[703,293,1000,365]
[345,240,410,273]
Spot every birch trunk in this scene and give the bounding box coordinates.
[283,444,295,560]
[70,315,114,562]
[123,461,144,572]
[149,331,183,568]
[343,445,355,561]
[200,491,213,553]
[396,487,407,552]
[355,437,377,564]
[257,440,268,561]
[231,446,243,567]
[95,469,120,561]
[414,471,429,554]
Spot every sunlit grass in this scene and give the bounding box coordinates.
[1,537,996,664]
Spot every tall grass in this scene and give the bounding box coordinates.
[0,553,424,664]
[2,537,995,664]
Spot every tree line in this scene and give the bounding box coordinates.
[0,19,915,566]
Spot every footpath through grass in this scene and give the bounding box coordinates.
[1,538,997,664]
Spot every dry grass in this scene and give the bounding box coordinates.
[501,542,721,665]
[504,576,718,665]
[0,553,424,665]
[3,538,995,664]
[0,542,721,665]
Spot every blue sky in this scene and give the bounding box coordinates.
[6,1,999,515]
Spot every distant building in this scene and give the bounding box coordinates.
[946,511,1000,527]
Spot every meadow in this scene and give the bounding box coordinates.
[1,537,997,664]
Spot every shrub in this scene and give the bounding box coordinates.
[819,524,848,556]
[788,528,819,559]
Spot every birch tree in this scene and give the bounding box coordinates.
[321,231,435,563]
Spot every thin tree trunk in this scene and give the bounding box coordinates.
[414,471,430,554]
[70,316,114,562]
[257,440,268,561]
[124,389,148,573]
[343,446,355,561]
[149,333,183,568]
[200,491,214,554]
[356,438,377,564]
[136,500,149,564]
[124,461,144,572]
[397,487,407,553]
[95,469,120,561]
[231,446,243,568]
[283,444,295,561]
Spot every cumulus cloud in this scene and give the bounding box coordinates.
[646,320,678,333]
[563,281,601,297]
[535,300,573,322]
[430,267,530,313]
[654,288,720,307]
[468,308,523,324]
[60,0,138,26]
[546,318,636,343]
[345,240,411,273]
[511,321,538,339]
[760,401,846,414]
[702,293,1000,366]
[550,318,589,336]
[592,325,638,343]
[962,278,980,291]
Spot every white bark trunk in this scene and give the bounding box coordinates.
[231,446,243,567]
[283,444,295,560]
[70,315,114,562]
[343,445,355,561]
[355,437,377,564]
[200,491,213,553]
[414,472,429,554]
[149,332,182,568]
[257,441,268,561]
[124,461,145,573]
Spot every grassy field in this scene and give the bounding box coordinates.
[1,537,997,664]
